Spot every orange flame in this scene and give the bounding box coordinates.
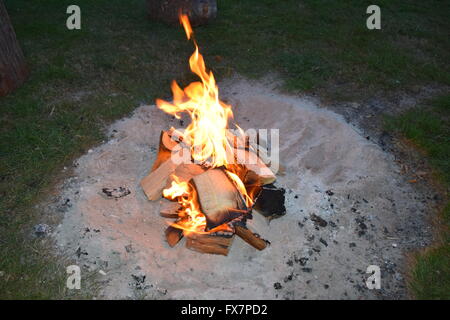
[225,170,253,208]
[158,14,253,233]
[156,14,235,168]
[180,14,193,40]
[163,175,206,233]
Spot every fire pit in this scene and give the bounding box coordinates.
[51,15,430,301]
[140,15,285,255]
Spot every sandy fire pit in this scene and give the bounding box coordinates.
[47,77,432,299]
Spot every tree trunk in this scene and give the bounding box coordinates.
[0,0,28,97]
[147,0,217,26]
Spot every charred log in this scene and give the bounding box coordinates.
[253,184,286,220]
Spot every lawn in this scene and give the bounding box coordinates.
[0,0,448,299]
[385,94,449,299]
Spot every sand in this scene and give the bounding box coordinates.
[51,77,431,299]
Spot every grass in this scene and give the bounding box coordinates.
[0,0,448,298]
[385,94,450,299]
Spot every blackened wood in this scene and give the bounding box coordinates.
[0,1,29,96]
[147,0,217,26]
[253,184,286,220]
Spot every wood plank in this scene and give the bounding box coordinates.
[236,149,276,185]
[173,162,206,182]
[161,130,179,151]
[165,225,184,247]
[185,231,234,256]
[249,140,285,176]
[226,130,248,150]
[151,131,172,172]
[234,225,267,250]
[141,155,179,201]
[167,127,184,143]
[159,199,180,218]
[192,168,244,229]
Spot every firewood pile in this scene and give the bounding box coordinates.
[141,129,286,255]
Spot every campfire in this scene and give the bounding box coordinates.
[140,14,285,255]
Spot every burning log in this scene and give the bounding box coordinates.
[159,199,180,218]
[173,162,206,182]
[139,15,285,255]
[161,130,179,151]
[185,231,234,255]
[226,131,249,150]
[192,168,245,229]
[165,224,184,247]
[141,155,179,201]
[237,149,276,186]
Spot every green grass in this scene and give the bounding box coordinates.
[385,94,450,299]
[0,0,449,298]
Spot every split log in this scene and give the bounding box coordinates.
[249,141,285,176]
[141,154,179,200]
[253,184,286,220]
[165,224,184,247]
[159,199,180,218]
[173,162,206,182]
[234,225,267,250]
[167,127,184,143]
[192,168,245,229]
[0,1,29,96]
[151,131,173,172]
[161,130,179,151]
[236,149,276,185]
[185,231,234,255]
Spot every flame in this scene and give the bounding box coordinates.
[158,15,253,234]
[156,14,235,168]
[225,170,253,208]
[163,175,206,233]
[180,14,193,40]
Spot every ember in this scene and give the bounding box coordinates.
[140,14,285,255]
